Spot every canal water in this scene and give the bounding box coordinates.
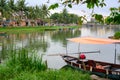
[0,25,120,69]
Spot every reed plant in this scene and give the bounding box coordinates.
[8,48,47,71]
[0,48,47,79]
[0,48,91,80]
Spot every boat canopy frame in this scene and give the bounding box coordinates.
[66,37,120,64]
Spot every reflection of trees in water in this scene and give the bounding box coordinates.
[0,32,49,61]
[110,26,120,32]
[86,26,120,36]
[51,29,81,46]
[24,33,49,52]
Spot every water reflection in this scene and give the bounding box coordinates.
[51,29,81,46]
[81,25,120,38]
[0,32,49,61]
[0,29,81,62]
[0,26,120,69]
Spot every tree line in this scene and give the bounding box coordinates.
[0,0,50,20]
[0,0,120,27]
[50,8,84,25]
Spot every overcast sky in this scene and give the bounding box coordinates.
[17,0,120,20]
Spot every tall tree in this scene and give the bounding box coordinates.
[0,0,8,18]
[16,0,28,19]
[61,8,69,23]
[40,4,50,19]
[7,0,17,20]
[50,8,81,24]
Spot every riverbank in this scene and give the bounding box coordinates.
[0,26,80,33]
[0,48,91,80]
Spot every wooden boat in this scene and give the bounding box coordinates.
[61,55,120,80]
[61,37,120,80]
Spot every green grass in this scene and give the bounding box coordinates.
[11,69,91,80]
[0,48,91,80]
[114,31,120,39]
[0,66,91,80]
[0,26,80,33]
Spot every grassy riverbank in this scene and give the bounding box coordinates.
[0,48,91,80]
[0,26,80,33]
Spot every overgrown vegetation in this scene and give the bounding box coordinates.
[0,48,91,80]
[114,32,120,39]
[0,48,47,79]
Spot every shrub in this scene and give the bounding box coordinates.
[114,32,120,39]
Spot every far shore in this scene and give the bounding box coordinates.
[0,26,81,33]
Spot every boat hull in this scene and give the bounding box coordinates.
[62,55,120,80]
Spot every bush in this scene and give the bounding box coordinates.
[114,32,120,39]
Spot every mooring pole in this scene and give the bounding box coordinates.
[66,41,68,55]
[114,43,117,64]
[78,43,80,53]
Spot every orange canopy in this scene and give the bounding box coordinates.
[67,37,120,44]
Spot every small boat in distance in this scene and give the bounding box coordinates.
[61,37,120,80]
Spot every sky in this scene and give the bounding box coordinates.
[16,0,120,20]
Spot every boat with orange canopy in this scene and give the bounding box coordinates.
[62,37,120,80]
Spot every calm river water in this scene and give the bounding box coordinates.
[0,25,120,69]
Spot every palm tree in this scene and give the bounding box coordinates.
[26,6,35,19]
[16,0,28,19]
[0,0,8,18]
[34,5,42,19]
[40,4,50,19]
[7,0,17,20]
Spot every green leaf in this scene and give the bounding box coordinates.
[72,0,76,2]
[48,3,59,10]
[76,0,80,4]
[99,2,106,7]
[68,4,72,8]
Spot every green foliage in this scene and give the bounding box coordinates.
[8,48,47,71]
[105,7,120,24]
[50,8,83,24]
[78,17,84,25]
[0,67,91,80]
[68,4,72,8]
[92,14,104,23]
[0,48,47,79]
[114,32,120,39]
[0,48,91,80]
[48,3,59,10]
[105,16,112,24]
[0,0,50,20]
[48,0,106,9]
